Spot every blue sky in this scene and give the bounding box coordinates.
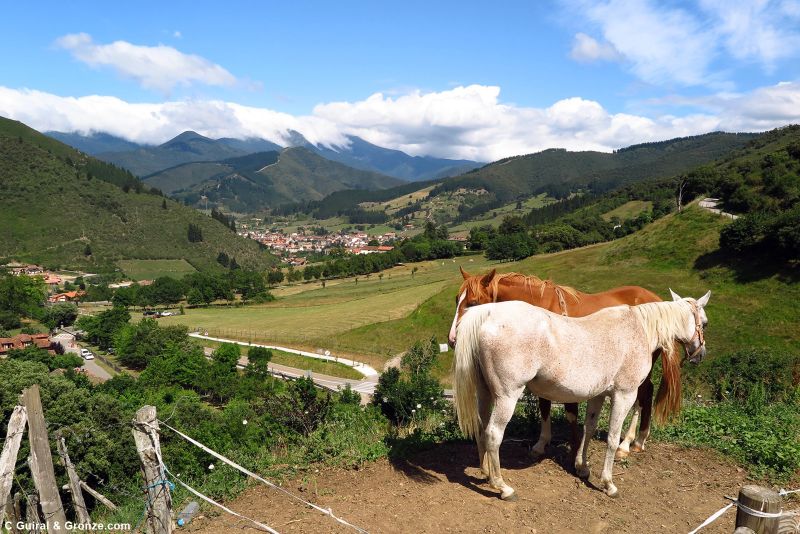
[1,0,799,160]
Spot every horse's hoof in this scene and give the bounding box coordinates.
[630,443,644,453]
[615,448,630,459]
[475,471,489,481]
[576,465,590,479]
[501,490,518,502]
[605,484,619,498]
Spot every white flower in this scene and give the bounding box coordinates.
[383,397,388,403]
[208,464,215,470]
[242,419,248,425]
[416,403,422,409]
[411,409,416,413]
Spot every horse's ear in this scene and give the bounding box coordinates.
[460,266,470,280]
[669,288,682,301]
[480,269,496,287]
[696,290,711,308]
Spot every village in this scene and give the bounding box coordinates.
[238,227,399,265]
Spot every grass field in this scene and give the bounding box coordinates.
[448,194,554,233]
[601,200,653,221]
[163,203,800,384]
[159,254,497,367]
[117,259,197,280]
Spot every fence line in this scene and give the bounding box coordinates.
[158,420,369,534]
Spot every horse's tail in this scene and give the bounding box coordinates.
[653,341,682,423]
[453,305,492,439]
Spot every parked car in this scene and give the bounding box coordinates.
[80,348,94,360]
[142,310,159,317]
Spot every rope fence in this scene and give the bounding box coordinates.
[688,487,800,534]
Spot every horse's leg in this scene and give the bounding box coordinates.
[476,377,493,480]
[601,390,638,498]
[531,395,551,457]
[632,370,655,452]
[485,390,524,501]
[575,396,603,479]
[565,402,580,460]
[616,400,640,459]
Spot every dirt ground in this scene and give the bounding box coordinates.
[187,439,756,534]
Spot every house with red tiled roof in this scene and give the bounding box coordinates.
[48,290,85,303]
[0,333,53,356]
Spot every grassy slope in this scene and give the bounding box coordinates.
[328,204,800,376]
[0,125,276,272]
[117,259,198,280]
[601,200,653,221]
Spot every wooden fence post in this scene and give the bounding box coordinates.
[735,485,781,534]
[21,385,66,532]
[132,406,172,534]
[0,405,27,523]
[55,434,91,525]
[25,493,42,534]
[78,481,117,511]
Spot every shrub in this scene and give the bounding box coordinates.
[373,338,446,425]
[701,349,799,404]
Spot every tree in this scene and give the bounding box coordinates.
[217,251,230,268]
[187,223,203,243]
[267,270,284,286]
[77,306,131,349]
[162,198,168,210]
[187,288,205,307]
[246,346,272,379]
[42,303,79,329]
[0,273,47,318]
[84,244,92,256]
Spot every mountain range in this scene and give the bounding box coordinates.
[144,147,405,212]
[45,130,481,181]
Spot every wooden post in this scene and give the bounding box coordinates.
[79,481,117,511]
[55,434,91,525]
[24,493,42,534]
[21,386,66,532]
[735,485,782,534]
[132,406,172,534]
[12,493,24,534]
[0,405,27,523]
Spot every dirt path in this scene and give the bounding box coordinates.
[187,440,748,533]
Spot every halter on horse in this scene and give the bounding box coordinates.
[453,292,710,500]
[450,268,671,459]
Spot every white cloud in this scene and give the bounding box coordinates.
[173,30,182,38]
[569,33,622,63]
[567,0,800,87]
[0,83,798,162]
[54,33,237,93]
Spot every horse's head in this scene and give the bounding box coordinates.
[448,267,496,347]
[669,288,711,364]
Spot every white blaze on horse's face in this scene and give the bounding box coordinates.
[448,291,467,348]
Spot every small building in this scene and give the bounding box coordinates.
[0,333,53,356]
[48,290,85,303]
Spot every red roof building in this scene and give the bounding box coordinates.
[0,333,53,356]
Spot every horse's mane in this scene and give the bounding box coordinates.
[488,272,580,303]
[632,300,693,423]
[631,300,692,359]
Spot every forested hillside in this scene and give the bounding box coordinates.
[0,117,275,272]
[147,147,405,212]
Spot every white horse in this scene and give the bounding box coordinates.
[453,290,710,500]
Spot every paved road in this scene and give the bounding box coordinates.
[52,333,113,381]
[201,344,380,396]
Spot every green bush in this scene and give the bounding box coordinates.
[700,349,799,404]
[372,338,446,425]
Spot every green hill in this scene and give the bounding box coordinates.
[432,132,758,201]
[0,117,276,272]
[145,147,406,212]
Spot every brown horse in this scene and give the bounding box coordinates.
[448,268,679,459]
